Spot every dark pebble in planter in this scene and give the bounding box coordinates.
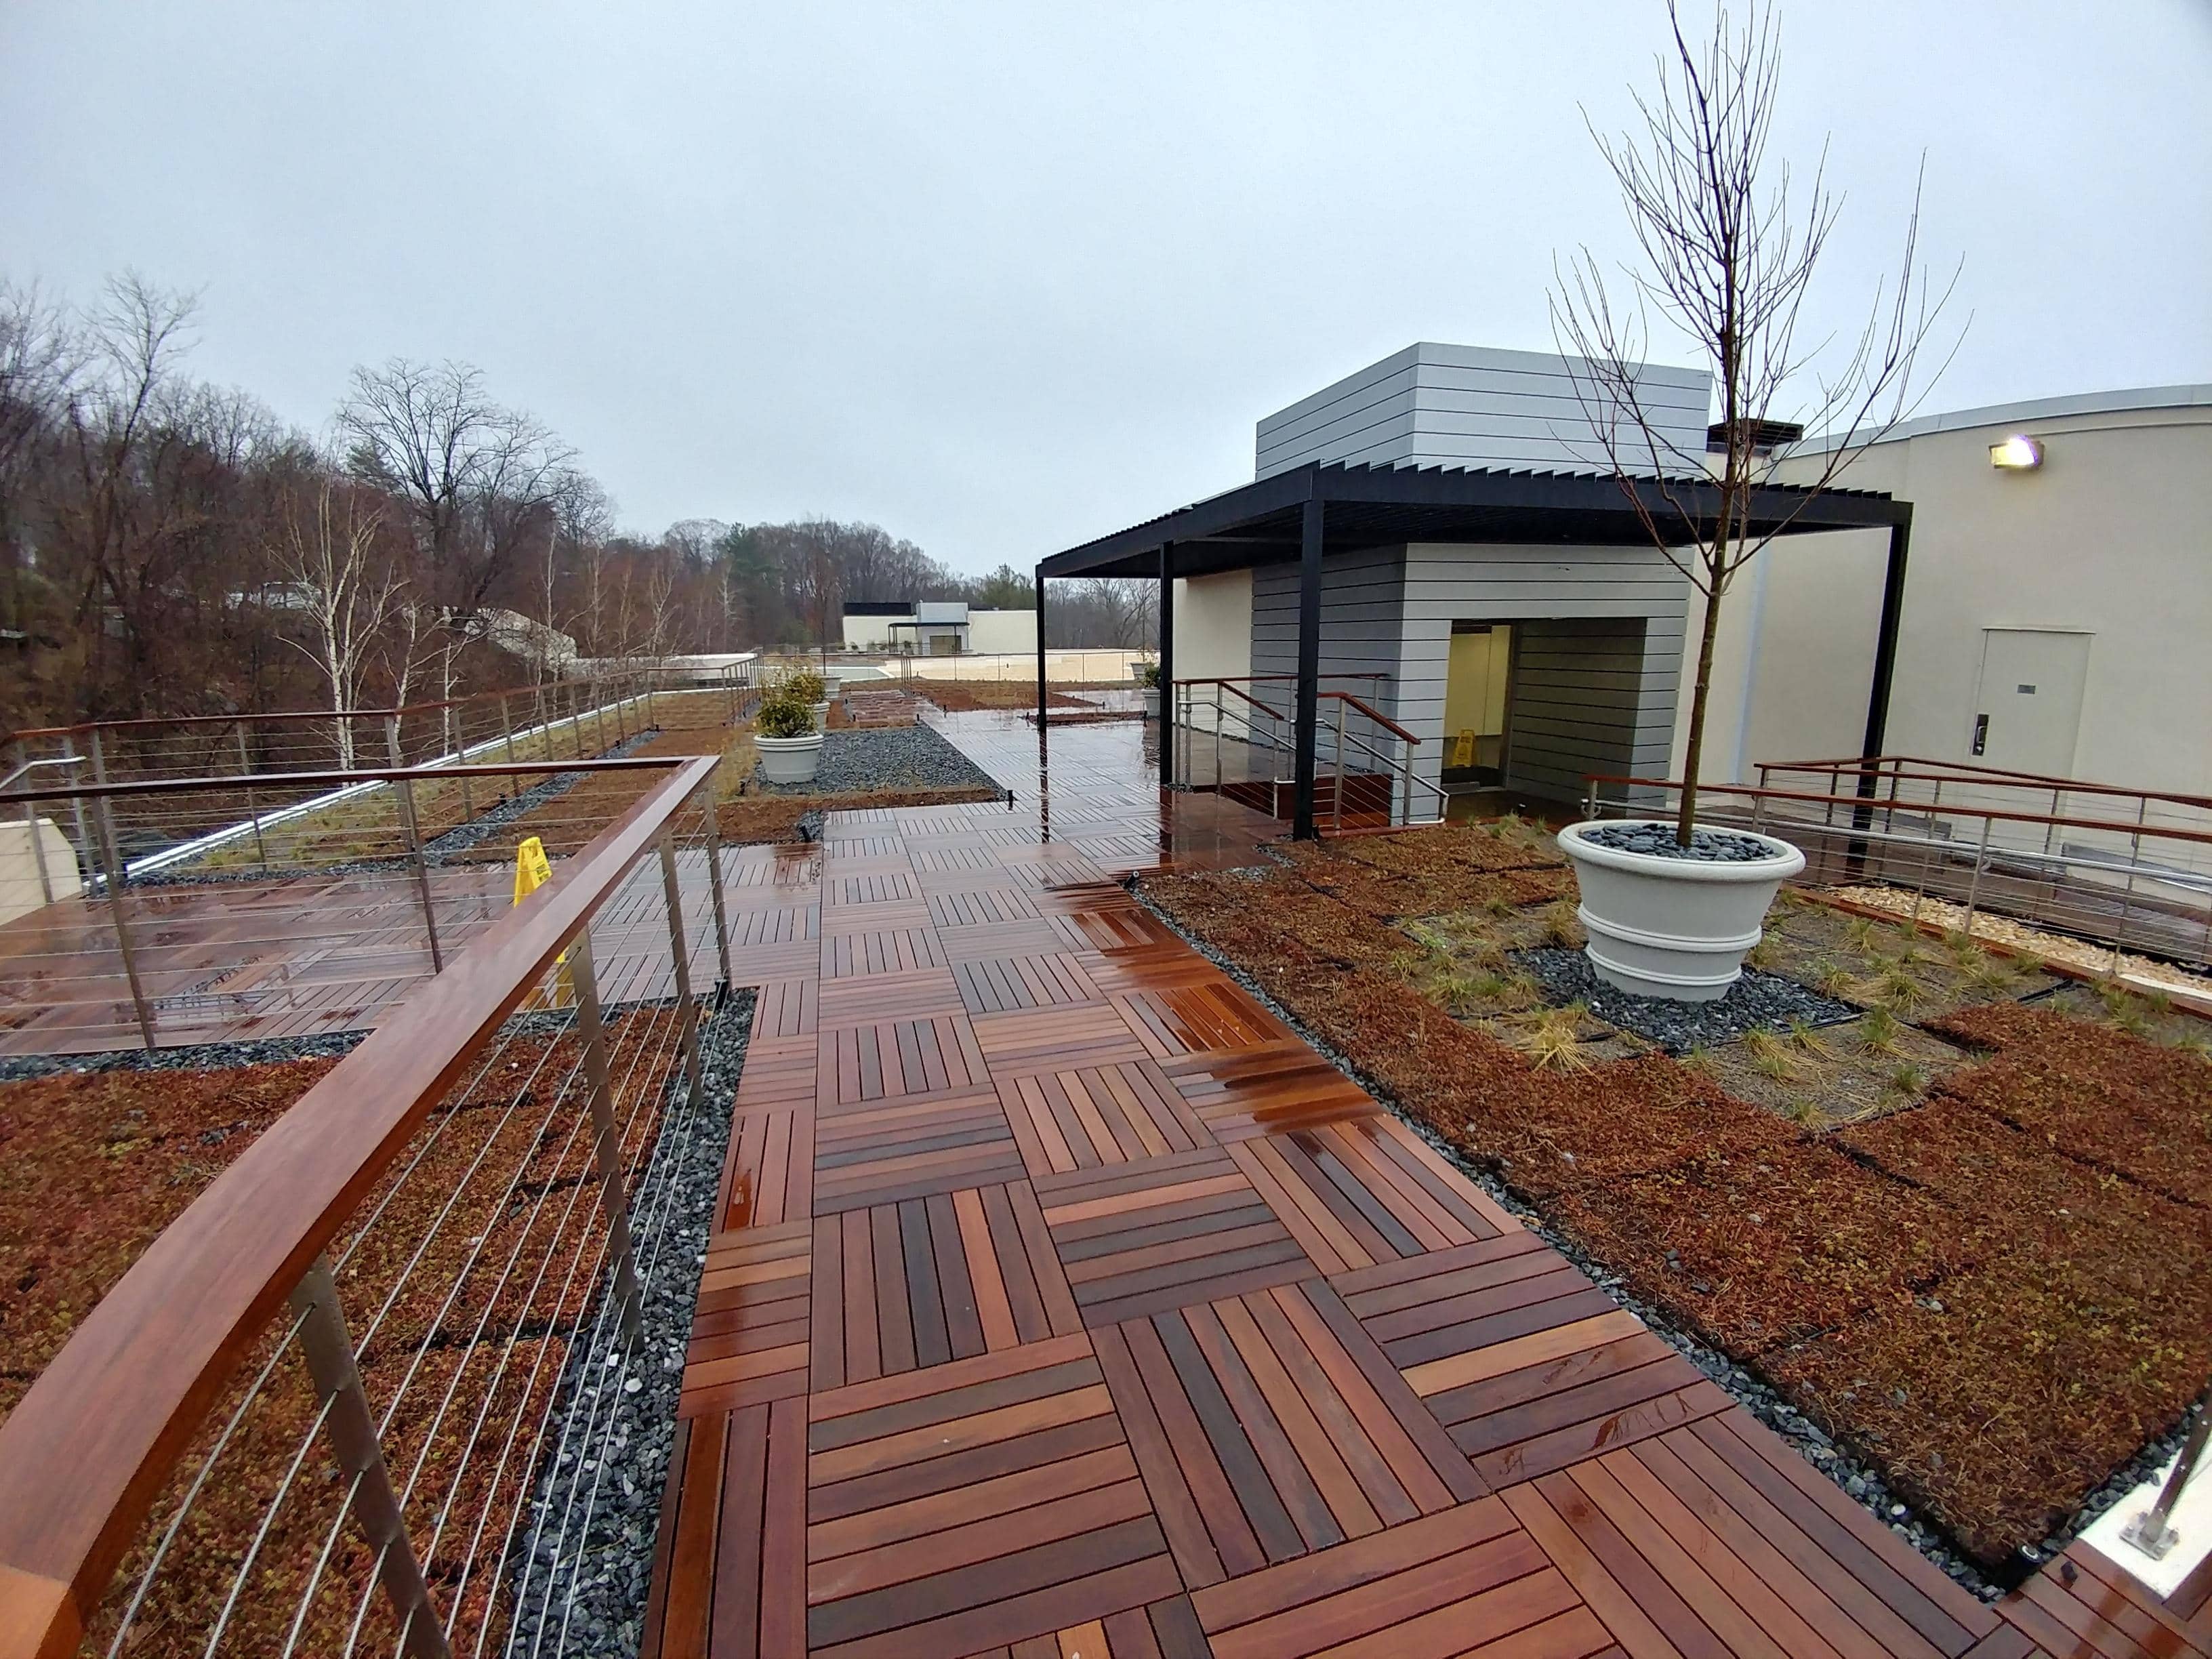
[1578,823,1780,863]
[1513,946,1856,1052]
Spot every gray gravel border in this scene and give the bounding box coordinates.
[746,725,1000,798]
[504,987,752,1658]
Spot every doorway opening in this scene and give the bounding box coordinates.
[1442,621,1513,789]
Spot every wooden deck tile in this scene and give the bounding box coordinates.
[817,1011,989,1104]
[812,1089,1025,1213]
[680,1223,813,1418]
[998,1059,1210,1177]
[1188,1496,1595,1659]
[1037,1146,1316,1327]
[954,951,1103,1015]
[1230,1115,1514,1271]
[806,1181,1080,1390]
[804,1336,1181,1658]
[1163,1038,1378,1141]
[627,712,2086,1658]
[1112,983,1275,1062]
[1092,1277,1486,1591]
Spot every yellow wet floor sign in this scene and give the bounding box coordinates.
[513,836,573,1006]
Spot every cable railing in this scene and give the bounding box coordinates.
[0,752,738,1659]
[1170,677,1446,830]
[0,754,735,1056]
[1582,768,2212,970]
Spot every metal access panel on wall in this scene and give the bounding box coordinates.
[1971,628,2091,777]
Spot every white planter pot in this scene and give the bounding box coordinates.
[1556,819,1806,1002]
[822,675,843,697]
[1141,688,1161,719]
[811,700,832,726]
[756,733,823,785]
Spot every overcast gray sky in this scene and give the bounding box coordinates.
[5,2,2208,573]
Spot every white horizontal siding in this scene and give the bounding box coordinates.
[1257,342,1713,480]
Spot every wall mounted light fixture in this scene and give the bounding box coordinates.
[1989,434,2044,470]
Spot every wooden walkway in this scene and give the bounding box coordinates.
[635,711,2206,1659]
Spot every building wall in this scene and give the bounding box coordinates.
[1397,542,1689,802]
[843,608,1038,655]
[968,609,1038,655]
[842,613,902,650]
[1250,545,1409,764]
[1170,570,1252,732]
[1685,393,2212,795]
[1256,342,1711,479]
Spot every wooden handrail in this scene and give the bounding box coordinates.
[1170,681,1416,745]
[0,754,719,1658]
[1759,755,2212,813]
[1330,692,1417,745]
[0,674,655,750]
[1584,774,2212,851]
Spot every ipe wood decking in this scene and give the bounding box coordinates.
[635,713,2198,1659]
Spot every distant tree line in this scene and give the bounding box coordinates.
[0,272,1155,732]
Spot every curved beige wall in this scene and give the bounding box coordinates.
[1681,401,2212,795]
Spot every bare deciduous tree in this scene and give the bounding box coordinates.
[1551,0,1960,842]
[273,474,404,765]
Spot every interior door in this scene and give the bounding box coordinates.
[1971,629,2091,777]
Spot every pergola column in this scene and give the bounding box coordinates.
[1034,564,1048,754]
[1859,509,1913,770]
[1158,541,1175,787]
[1292,495,1323,840]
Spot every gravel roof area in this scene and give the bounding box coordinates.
[747,724,1000,798]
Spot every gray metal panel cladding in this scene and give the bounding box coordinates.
[1256,342,1713,480]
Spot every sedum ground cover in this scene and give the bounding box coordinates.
[1141,820,2212,1568]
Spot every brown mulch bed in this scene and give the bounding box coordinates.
[4,1005,685,1654]
[1142,822,2212,1565]
[907,679,1090,713]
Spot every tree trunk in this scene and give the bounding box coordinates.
[1676,574,1727,846]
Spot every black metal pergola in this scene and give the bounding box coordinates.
[1033,460,1914,838]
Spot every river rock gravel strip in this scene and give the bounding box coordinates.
[502,986,752,1658]
[745,724,1000,797]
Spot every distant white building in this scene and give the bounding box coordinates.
[842,600,1038,656]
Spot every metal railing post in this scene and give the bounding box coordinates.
[701,802,736,993]
[644,671,657,729]
[236,722,269,871]
[594,688,609,756]
[92,790,158,1053]
[1332,699,1347,833]
[388,716,444,974]
[501,690,519,766]
[23,797,54,906]
[288,1258,453,1659]
[60,735,93,866]
[569,684,586,759]
[2123,1395,2212,1561]
[658,837,710,1109]
[1963,815,1994,934]
[2110,796,2148,978]
[567,935,646,1344]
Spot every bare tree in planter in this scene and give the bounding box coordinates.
[1552,0,1959,846]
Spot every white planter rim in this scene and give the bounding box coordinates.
[755,732,823,750]
[1557,819,1805,884]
